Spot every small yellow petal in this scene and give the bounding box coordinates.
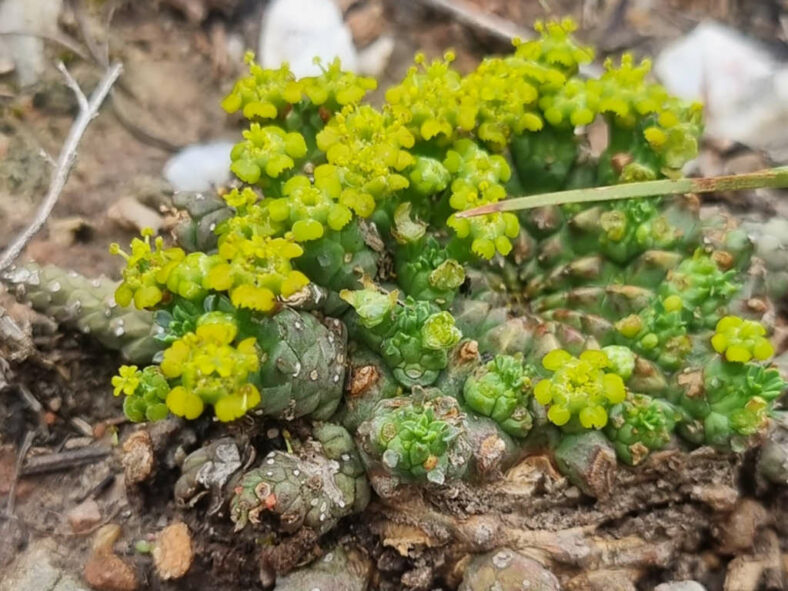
[710,333,727,354]
[534,380,553,405]
[542,349,572,372]
[547,405,571,426]
[580,349,608,369]
[603,373,626,404]
[753,338,774,361]
[716,316,742,332]
[725,346,752,363]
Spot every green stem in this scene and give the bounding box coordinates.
[456,166,788,217]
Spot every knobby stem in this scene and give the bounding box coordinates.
[456,166,788,218]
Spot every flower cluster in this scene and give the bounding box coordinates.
[711,316,774,363]
[110,228,186,310]
[535,349,627,430]
[229,124,307,187]
[208,232,309,312]
[615,294,691,370]
[384,51,475,143]
[300,58,377,113]
[597,198,677,263]
[316,105,414,215]
[679,359,785,450]
[159,313,260,422]
[221,56,301,119]
[660,250,741,329]
[221,53,375,120]
[112,365,170,423]
[269,174,354,241]
[395,235,466,306]
[514,18,594,75]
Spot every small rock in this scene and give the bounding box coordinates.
[83,551,138,591]
[0,540,62,591]
[715,498,769,554]
[259,0,358,78]
[274,546,372,591]
[655,21,788,160]
[68,499,102,533]
[459,548,560,591]
[654,582,707,591]
[163,142,234,192]
[153,522,193,580]
[84,525,137,591]
[758,414,788,485]
[121,431,154,485]
[107,197,164,234]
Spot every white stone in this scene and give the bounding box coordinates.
[0,0,63,86]
[655,21,788,160]
[259,0,358,78]
[163,141,235,192]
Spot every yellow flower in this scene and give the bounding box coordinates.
[711,316,774,363]
[214,384,261,422]
[159,315,261,422]
[110,229,185,310]
[112,365,140,397]
[535,349,625,430]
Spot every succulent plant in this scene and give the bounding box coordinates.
[356,395,471,485]
[4,18,788,582]
[230,422,369,535]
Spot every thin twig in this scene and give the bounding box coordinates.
[414,0,530,42]
[20,445,111,476]
[456,166,788,218]
[5,432,35,516]
[0,61,122,272]
[56,61,89,113]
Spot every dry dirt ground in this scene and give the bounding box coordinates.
[0,1,787,590]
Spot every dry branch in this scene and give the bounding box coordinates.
[414,0,529,42]
[0,61,123,272]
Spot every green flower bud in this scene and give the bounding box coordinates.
[605,394,680,465]
[463,354,535,438]
[357,396,471,484]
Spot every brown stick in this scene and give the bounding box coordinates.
[20,445,111,476]
[414,0,529,42]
